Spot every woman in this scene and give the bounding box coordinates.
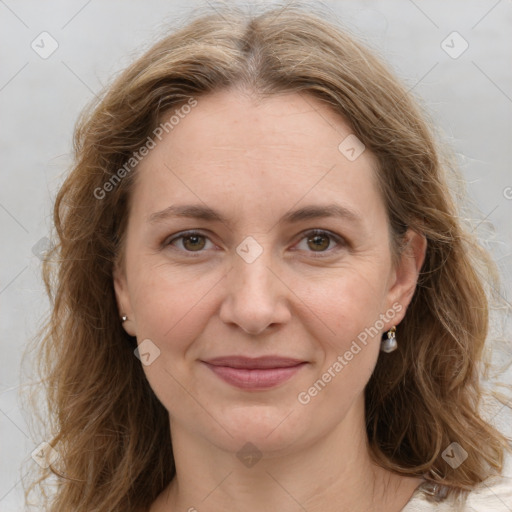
[25,3,511,511]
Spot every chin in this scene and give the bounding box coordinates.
[207,404,310,454]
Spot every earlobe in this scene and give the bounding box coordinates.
[113,262,137,337]
[387,229,427,323]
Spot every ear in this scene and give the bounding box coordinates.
[113,261,137,337]
[384,229,427,327]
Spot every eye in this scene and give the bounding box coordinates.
[166,230,214,253]
[164,228,345,257]
[294,229,345,255]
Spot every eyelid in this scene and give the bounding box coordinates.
[291,228,346,256]
[164,228,346,255]
[164,229,217,254]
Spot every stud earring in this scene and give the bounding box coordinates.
[381,326,397,353]
[121,315,128,323]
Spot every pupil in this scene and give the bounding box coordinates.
[184,235,205,251]
[308,234,329,251]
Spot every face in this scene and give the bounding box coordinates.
[114,89,425,455]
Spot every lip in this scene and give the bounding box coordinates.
[202,356,307,390]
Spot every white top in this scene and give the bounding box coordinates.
[401,453,512,511]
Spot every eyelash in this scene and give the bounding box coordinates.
[164,229,346,258]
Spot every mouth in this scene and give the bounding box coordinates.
[201,356,307,390]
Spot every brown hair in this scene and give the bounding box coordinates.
[23,2,511,511]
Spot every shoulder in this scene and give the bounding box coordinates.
[402,452,512,511]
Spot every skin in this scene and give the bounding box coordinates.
[114,88,427,512]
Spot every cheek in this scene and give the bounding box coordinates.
[128,267,221,426]
[129,263,222,356]
[302,267,389,384]
[307,264,390,341]
[295,273,387,422]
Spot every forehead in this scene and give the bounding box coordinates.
[131,89,384,225]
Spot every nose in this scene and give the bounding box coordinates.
[219,250,291,335]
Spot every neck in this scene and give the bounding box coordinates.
[151,396,423,512]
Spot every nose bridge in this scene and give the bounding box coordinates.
[230,241,278,302]
[220,237,289,334]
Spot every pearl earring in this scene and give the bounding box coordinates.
[381,326,398,353]
[121,315,128,323]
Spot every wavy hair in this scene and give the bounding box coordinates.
[23,2,511,511]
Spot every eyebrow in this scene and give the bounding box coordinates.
[148,203,362,227]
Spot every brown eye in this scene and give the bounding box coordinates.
[182,234,206,251]
[307,233,330,251]
[294,229,345,256]
[167,231,212,252]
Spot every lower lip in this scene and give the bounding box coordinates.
[203,362,306,390]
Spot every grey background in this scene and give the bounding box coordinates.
[1,0,511,510]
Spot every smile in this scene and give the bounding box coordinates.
[202,356,308,390]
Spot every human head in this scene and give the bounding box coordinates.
[113,84,427,453]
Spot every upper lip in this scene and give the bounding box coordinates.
[203,356,306,369]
